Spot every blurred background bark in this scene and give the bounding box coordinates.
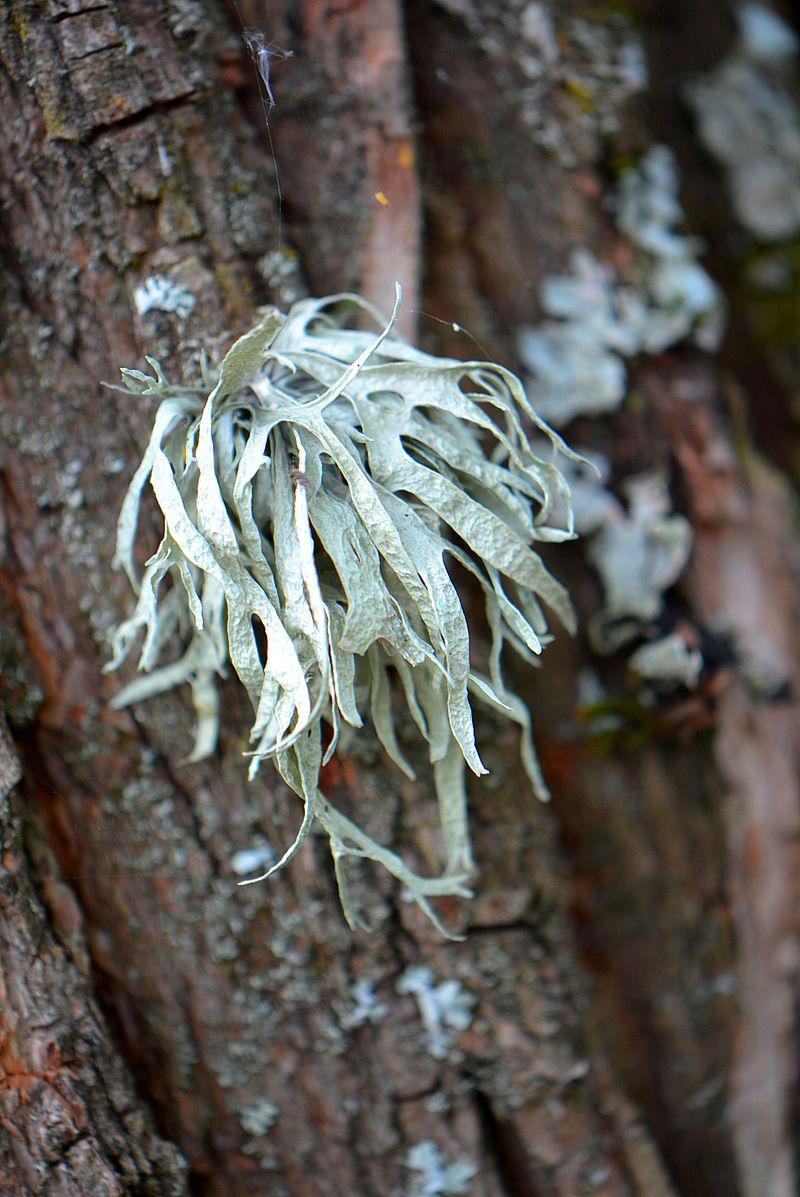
[1,1,798,1194]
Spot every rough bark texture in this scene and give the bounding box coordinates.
[1,1,798,1196]
[0,712,188,1195]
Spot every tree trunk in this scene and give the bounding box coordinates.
[1,2,798,1195]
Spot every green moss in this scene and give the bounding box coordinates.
[11,8,28,44]
[213,262,255,322]
[605,151,640,178]
[583,2,641,24]
[579,695,659,755]
[157,181,204,242]
[741,239,800,351]
[624,387,648,415]
[564,76,599,115]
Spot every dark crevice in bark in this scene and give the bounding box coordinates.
[464,915,553,940]
[394,1083,440,1104]
[82,91,203,144]
[473,1090,554,1197]
[50,5,112,23]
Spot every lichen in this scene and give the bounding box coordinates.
[583,471,693,654]
[517,145,724,427]
[230,842,275,876]
[551,449,698,663]
[237,1096,279,1137]
[396,965,475,1059]
[258,248,305,309]
[133,274,197,320]
[406,1141,476,1197]
[515,145,726,674]
[106,286,576,932]
[629,633,703,688]
[426,3,647,167]
[517,6,648,165]
[685,4,800,241]
[339,978,390,1029]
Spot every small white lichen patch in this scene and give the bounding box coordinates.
[230,842,275,877]
[258,248,305,308]
[396,966,475,1059]
[517,250,628,424]
[133,274,197,320]
[406,1141,476,1197]
[584,472,693,654]
[629,633,703,688]
[551,453,697,658]
[518,146,724,427]
[520,4,559,66]
[238,1097,279,1137]
[340,978,390,1029]
[685,4,800,240]
[738,2,799,62]
[616,146,724,353]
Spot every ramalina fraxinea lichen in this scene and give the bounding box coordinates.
[107,286,576,932]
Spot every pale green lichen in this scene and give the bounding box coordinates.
[106,286,576,932]
[685,4,800,241]
[517,146,725,427]
[629,633,703,688]
[406,1141,476,1197]
[396,965,475,1059]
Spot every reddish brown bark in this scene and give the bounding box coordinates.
[0,713,187,1194]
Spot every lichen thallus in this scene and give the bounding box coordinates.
[110,251,578,934]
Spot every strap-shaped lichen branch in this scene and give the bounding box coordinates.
[106,286,577,931]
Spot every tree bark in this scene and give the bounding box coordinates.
[1,2,798,1196]
[0,711,188,1194]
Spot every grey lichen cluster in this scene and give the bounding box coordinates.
[107,287,576,931]
[686,3,800,241]
[518,146,724,428]
[517,145,726,677]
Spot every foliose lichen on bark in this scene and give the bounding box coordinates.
[106,286,577,933]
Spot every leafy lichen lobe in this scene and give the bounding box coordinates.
[107,287,576,931]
